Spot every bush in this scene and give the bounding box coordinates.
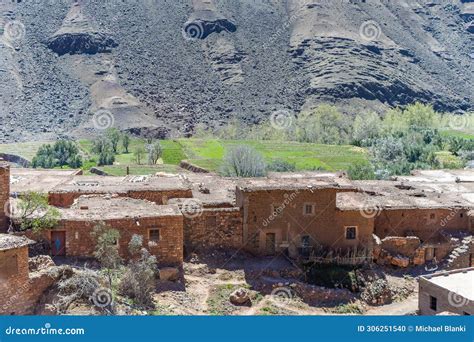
[53,268,106,314]
[32,140,82,169]
[347,161,376,180]
[267,159,296,172]
[220,145,267,177]
[120,237,157,306]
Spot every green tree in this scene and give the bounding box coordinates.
[122,134,130,154]
[106,128,121,154]
[32,140,82,169]
[295,105,350,144]
[15,192,60,233]
[352,112,382,146]
[133,146,146,165]
[147,142,163,165]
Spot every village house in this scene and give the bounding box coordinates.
[0,165,473,270]
[0,234,57,315]
[418,267,474,316]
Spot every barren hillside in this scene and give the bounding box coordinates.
[0,0,472,142]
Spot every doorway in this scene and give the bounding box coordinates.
[265,233,276,255]
[51,231,66,256]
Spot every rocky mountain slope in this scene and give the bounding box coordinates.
[0,0,473,142]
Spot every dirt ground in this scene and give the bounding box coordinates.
[150,253,418,316]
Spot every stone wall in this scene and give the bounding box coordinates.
[0,246,56,315]
[183,207,243,253]
[374,208,470,240]
[237,188,373,257]
[35,215,184,266]
[0,164,10,232]
[49,189,192,208]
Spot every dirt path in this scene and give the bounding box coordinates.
[365,294,418,316]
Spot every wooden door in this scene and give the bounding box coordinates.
[51,231,66,256]
[265,233,276,255]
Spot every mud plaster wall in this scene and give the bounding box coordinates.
[237,188,373,256]
[374,208,470,240]
[0,165,10,232]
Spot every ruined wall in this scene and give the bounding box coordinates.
[237,188,372,256]
[0,164,10,232]
[183,208,243,252]
[0,246,56,315]
[45,215,184,266]
[374,208,470,241]
[48,189,192,207]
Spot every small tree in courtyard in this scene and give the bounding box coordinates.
[91,222,121,286]
[14,191,60,234]
[119,234,157,306]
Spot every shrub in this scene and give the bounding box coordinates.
[347,161,376,180]
[220,145,267,177]
[267,159,296,172]
[91,222,121,285]
[120,238,157,306]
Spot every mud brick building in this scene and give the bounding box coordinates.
[0,234,56,315]
[0,163,10,230]
[47,174,193,207]
[235,176,372,258]
[418,268,474,316]
[44,195,184,266]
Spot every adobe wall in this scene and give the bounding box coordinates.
[0,164,10,232]
[48,189,192,208]
[183,208,243,252]
[237,188,373,256]
[0,246,55,315]
[44,215,184,266]
[374,208,470,241]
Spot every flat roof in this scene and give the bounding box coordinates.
[0,234,34,252]
[422,268,474,301]
[51,174,190,193]
[10,168,80,193]
[60,195,182,220]
[237,175,355,192]
[336,179,474,210]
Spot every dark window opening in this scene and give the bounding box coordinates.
[345,227,357,240]
[430,296,437,311]
[149,229,160,242]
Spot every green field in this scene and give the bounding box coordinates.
[440,129,474,140]
[0,138,369,174]
[178,139,368,172]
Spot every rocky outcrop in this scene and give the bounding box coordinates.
[47,2,117,56]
